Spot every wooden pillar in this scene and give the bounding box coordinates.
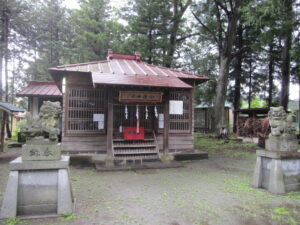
[0,111,7,152]
[106,89,114,166]
[162,90,170,163]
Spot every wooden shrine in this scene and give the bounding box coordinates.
[48,50,209,164]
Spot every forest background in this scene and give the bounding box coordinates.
[0,0,299,132]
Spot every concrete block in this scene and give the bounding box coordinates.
[10,156,70,171]
[17,170,58,216]
[57,169,73,214]
[0,171,19,219]
[253,156,262,188]
[268,159,285,194]
[1,156,73,218]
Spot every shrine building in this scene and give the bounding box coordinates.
[21,50,209,164]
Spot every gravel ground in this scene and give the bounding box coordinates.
[0,139,299,225]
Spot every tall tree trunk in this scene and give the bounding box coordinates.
[268,43,274,108]
[3,0,11,138]
[0,57,2,101]
[147,28,153,64]
[212,0,241,133]
[280,32,291,110]
[213,55,230,131]
[233,24,243,133]
[164,0,191,68]
[280,0,293,111]
[248,54,252,109]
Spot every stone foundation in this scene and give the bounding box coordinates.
[253,150,300,194]
[0,156,73,219]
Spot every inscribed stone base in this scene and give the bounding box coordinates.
[253,150,300,194]
[22,139,61,161]
[0,156,73,219]
[265,136,298,152]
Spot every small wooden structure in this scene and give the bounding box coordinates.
[17,81,62,118]
[48,50,209,163]
[0,102,25,152]
[194,103,231,132]
[236,108,269,137]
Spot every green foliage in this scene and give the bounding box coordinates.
[271,207,290,216]
[58,212,76,221]
[123,0,192,67]
[241,96,268,108]
[11,119,26,141]
[69,0,126,62]
[1,217,27,225]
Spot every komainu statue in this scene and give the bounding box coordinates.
[268,106,287,137]
[21,101,62,160]
[266,106,297,152]
[21,101,61,142]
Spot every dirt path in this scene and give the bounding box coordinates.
[0,143,299,225]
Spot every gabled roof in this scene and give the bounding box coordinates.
[49,50,209,89]
[17,81,62,97]
[0,102,25,114]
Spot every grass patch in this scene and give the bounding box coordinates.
[194,133,257,159]
[58,212,77,221]
[1,218,27,225]
[270,207,300,225]
[223,179,268,197]
[283,192,300,201]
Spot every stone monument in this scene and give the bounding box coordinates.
[253,106,300,194]
[0,101,73,219]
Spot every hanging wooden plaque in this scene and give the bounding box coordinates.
[119,91,163,103]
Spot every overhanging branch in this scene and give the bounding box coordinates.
[191,11,219,44]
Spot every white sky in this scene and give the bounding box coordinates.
[63,0,79,9]
[62,0,299,100]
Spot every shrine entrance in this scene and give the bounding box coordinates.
[113,104,163,137]
[110,90,165,163]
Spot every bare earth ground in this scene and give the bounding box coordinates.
[0,134,300,225]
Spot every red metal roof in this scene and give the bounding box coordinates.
[17,81,62,97]
[49,50,209,89]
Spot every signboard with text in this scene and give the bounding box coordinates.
[119,91,163,103]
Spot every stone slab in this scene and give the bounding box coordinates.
[22,142,61,161]
[256,150,300,159]
[253,156,262,188]
[0,171,18,219]
[10,156,70,171]
[96,161,183,171]
[268,159,285,194]
[57,169,73,214]
[18,170,58,206]
[173,152,208,161]
[18,204,57,216]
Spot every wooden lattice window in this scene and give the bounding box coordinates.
[169,91,191,133]
[66,87,106,135]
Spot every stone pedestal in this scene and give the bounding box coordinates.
[0,156,73,219]
[253,150,300,194]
